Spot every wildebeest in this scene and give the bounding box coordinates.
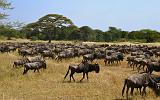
[41,50,55,59]
[26,56,44,62]
[23,61,46,75]
[63,61,100,82]
[122,73,160,99]
[104,52,124,66]
[83,53,97,62]
[146,62,160,74]
[13,58,29,68]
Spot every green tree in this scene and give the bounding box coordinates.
[0,24,19,40]
[94,29,104,42]
[0,0,12,19]
[79,26,94,41]
[22,22,40,39]
[107,27,122,41]
[37,14,74,43]
[140,29,160,42]
[61,25,78,40]
[68,29,81,40]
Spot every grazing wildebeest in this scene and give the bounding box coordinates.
[129,57,143,70]
[155,52,160,58]
[104,52,124,66]
[146,62,160,74]
[63,61,100,82]
[122,73,160,99]
[41,50,55,59]
[26,56,44,62]
[18,49,33,57]
[23,61,46,75]
[137,59,151,73]
[13,58,29,68]
[83,53,97,62]
[126,56,136,67]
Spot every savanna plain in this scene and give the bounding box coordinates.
[0,41,160,100]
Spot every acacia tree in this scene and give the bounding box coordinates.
[0,0,12,19]
[22,22,40,39]
[37,14,74,43]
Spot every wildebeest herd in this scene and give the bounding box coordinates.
[1,42,160,99]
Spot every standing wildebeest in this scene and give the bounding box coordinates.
[122,73,160,99]
[23,61,46,75]
[13,58,29,68]
[83,53,97,62]
[64,61,100,82]
[41,50,55,59]
[26,56,44,62]
[146,62,160,74]
[104,52,124,66]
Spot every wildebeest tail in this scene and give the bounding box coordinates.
[122,79,127,96]
[64,66,70,80]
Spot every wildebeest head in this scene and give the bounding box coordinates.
[117,53,124,61]
[40,61,47,69]
[149,77,160,95]
[94,63,100,73]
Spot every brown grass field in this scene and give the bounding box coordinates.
[0,41,160,100]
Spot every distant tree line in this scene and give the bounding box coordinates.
[0,13,160,42]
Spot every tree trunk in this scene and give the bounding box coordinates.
[48,39,51,43]
[48,28,55,43]
[48,32,52,43]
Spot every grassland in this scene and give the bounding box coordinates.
[0,41,160,100]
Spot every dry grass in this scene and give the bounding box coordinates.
[0,51,160,100]
[0,40,160,100]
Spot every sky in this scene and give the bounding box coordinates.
[7,0,160,31]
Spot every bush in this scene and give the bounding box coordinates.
[30,36,39,41]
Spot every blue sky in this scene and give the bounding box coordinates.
[7,0,160,31]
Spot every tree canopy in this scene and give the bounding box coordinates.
[0,0,12,19]
[0,12,160,43]
[23,14,74,43]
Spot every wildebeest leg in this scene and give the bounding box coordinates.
[126,86,129,100]
[137,64,141,73]
[132,63,135,70]
[71,72,75,82]
[149,70,153,74]
[135,64,138,71]
[37,69,40,73]
[69,73,72,82]
[13,64,15,68]
[116,60,118,64]
[142,65,145,71]
[142,86,146,96]
[127,61,130,66]
[118,60,121,64]
[111,60,114,65]
[104,60,107,66]
[130,62,133,67]
[139,87,142,95]
[130,87,134,96]
[86,72,89,81]
[108,60,110,65]
[23,68,28,75]
[34,69,36,72]
[80,72,85,82]
[70,71,75,82]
